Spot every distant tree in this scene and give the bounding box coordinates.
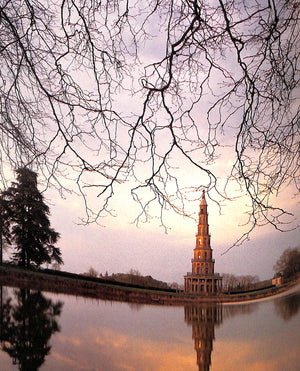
[109,270,169,289]
[222,273,259,291]
[51,262,62,271]
[222,274,238,291]
[85,267,99,278]
[238,275,259,289]
[2,167,63,269]
[128,269,141,277]
[123,269,141,285]
[169,282,179,290]
[169,282,181,291]
[273,248,300,280]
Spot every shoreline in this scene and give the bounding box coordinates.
[0,265,299,306]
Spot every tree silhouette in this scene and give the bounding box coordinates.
[0,0,298,240]
[2,168,63,268]
[0,288,63,370]
[273,247,300,280]
[0,195,11,265]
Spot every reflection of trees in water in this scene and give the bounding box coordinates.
[274,292,300,321]
[222,302,258,320]
[127,302,144,312]
[184,302,259,371]
[0,287,63,370]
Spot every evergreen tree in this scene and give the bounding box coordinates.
[0,194,11,264]
[3,167,63,268]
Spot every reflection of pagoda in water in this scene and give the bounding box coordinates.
[184,304,223,371]
[184,190,222,295]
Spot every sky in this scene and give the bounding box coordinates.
[39,179,299,284]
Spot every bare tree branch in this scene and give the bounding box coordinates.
[0,0,299,242]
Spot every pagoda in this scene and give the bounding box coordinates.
[184,190,222,295]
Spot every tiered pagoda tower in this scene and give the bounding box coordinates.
[184,190,222,295]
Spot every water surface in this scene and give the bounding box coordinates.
[0,285,299,370]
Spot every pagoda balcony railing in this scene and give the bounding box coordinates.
[191,258,215,263]
[185,272,221,277]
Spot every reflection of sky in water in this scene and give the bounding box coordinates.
[0,286,299,370]
[50,300,193,371]
[215,296,300,371]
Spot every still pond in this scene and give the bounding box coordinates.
[0,284,299,371]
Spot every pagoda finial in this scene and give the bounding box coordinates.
[200,189,207,206]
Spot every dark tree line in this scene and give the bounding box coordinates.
[0,0,299,242]
[221,273,259,291]
[0,167,63,269]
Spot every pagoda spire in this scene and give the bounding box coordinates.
[197,190,209,246]
[200,189,207,205]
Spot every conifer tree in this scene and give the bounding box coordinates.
[3,167,63,269]
[0,193,11,265]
